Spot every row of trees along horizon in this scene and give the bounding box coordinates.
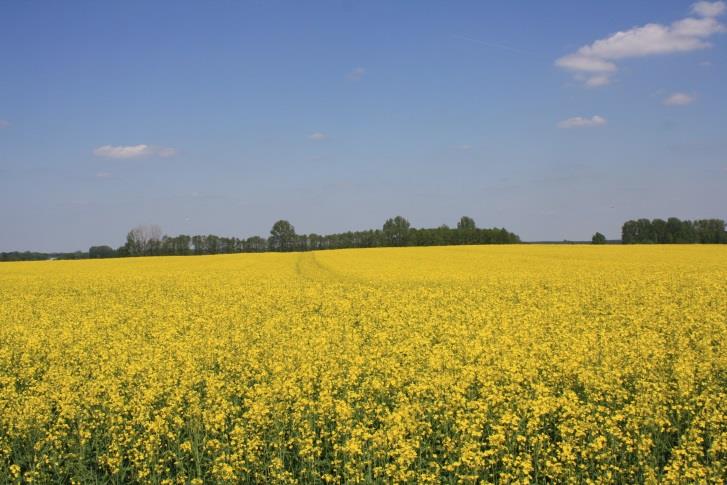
[108,216,519,258]
[620,217,727,244]
[0,216,519,261]
[2,216,725,262]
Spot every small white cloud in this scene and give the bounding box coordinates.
[558,115,607,128]
[693,1,726,17]
[663,92,696,105]
[556,2,726,86]
[309,132,328,141]
[585,75,611,87]
[94,144,151,158]
[0,120,9,129]
[93,144,176,159]
[455,144,472,151]
[346,67,366,81]
[699,60,713,66]
[556,55,617,73]
[96,172,113,178]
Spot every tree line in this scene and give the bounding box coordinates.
[0,251,88,262]
[621,218,727,244]
[2,216,518,261]
[108,216,520,258]
[5,215,725,261]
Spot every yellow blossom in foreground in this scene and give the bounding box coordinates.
[0,245,725,483]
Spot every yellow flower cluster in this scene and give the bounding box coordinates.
[0,245,725,483]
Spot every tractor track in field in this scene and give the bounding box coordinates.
[294,251,363,284]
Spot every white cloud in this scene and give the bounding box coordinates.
[663,92,695,105]
[585,75,611,87]
[455,144,472,150]
[94,145,151,158]
[0,120,9,129]
[693,1,726,17]
[556,2,726,86]
[346,67,366,81]
[309,132,328,141]
[558,115,607,128]
[557,55,616,73]
[93,144,176,159]
[96,172,113,178]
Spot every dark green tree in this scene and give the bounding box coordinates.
[89,245,115,258]
[383,216,411,246]
[621,217,726,244]
[592,232,607,244]
[457,216,476,231]
[666,217,686,243]
[694,219,727,243]
[622,220,637,244]
[269,220,297,251]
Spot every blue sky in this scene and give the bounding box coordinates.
[1,1,726,251]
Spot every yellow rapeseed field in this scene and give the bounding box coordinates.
[1,246,726,484]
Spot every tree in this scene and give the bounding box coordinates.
[666,217,686,243]
[592,232,607,244]
[206,234,220,254]
[176,235,192,255]
[269,220,296,251]
[621,217,726,244]
[58,217,523,264]
[636,219,654,244]
[457,216,476,231]
[245,236,267,252]
[191,235,205,255]
[694,219,727,243]
[652,219,667,243]
[125,225,163,256]
[89,245,115,258]
[622,220,638,244]
[383,216,411,246]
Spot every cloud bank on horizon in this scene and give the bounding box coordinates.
[556,1,726,86]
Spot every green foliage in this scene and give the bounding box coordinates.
[383,216,411,246]
[270,220,297,251]
[3,217,522,262]
[622,217,727,244]
[457,216,476,231]
[89,245,116,258]
[0,251,89,261]
[592,232,607,244]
